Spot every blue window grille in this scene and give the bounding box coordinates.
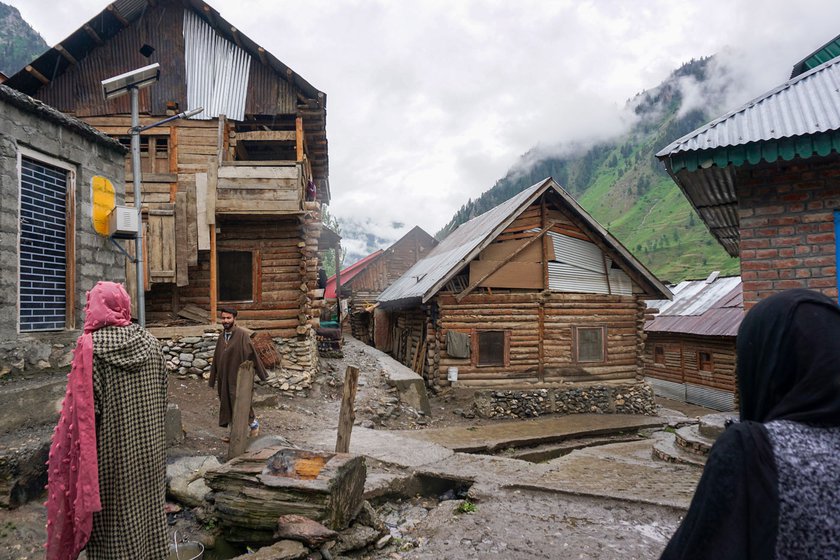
[19,157,67,332]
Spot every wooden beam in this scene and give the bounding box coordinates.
[55,44,77,65]
[541,198,549,290]
[202,4,217,27]
[228,360,254,461]
[25,65,49,85]
[257,47,268,66]
[230,26,243,49]
[237,130,296,142]
[209,225,217,323]
[107,4,130,26]
[83,24,103,45]
[295,117,304,162]
[455,221,555,302]
[335,366,360,453]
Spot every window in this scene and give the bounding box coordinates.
[698,351,714,372]
[654,345,665,365]
[118,136,170,173]
[576,326,605,362]
[19,154,74,332]
[477,331,506,366]
[218,251,254,302]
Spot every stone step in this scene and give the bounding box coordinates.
[651,432,706,467]
[674,425,716,456]
[698,412,733,439]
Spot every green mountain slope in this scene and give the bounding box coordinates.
[438,57,740,284]
[0,3,48,76]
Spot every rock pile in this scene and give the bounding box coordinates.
[473,382,657,419]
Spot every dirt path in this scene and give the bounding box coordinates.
[0,336,697,559]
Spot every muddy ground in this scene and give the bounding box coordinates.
[0,337,696,559]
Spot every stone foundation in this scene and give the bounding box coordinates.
[473,382,656,419]
[0,333,77,378]
[158,330,319,397]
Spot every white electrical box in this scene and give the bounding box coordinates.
[107,206,139,239]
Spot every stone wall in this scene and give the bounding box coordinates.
[0,87,125,375]
[159,331,319,396]
[472,382,656,419]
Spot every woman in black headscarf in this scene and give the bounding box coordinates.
[660,289,840,560]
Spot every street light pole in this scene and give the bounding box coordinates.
[130,86,145,326]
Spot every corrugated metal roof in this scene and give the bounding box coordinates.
[658,56,840,161]
[324,250,384,299]
[378,178,671,306]
[645,275,743,337]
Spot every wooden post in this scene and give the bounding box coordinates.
[334,240,341,323]
[210,225,217,324]
[295,116,304,162]
[335,366,360,453]
[228,360,255,461]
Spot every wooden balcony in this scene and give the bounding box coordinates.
[213,160,309,216]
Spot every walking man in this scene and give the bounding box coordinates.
[209,307,268,439]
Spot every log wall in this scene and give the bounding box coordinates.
[644,333,737,393]
[431,292,643,387]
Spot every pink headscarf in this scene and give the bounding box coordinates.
[46,282,132,560]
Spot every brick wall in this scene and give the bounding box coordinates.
[737,156,840,308]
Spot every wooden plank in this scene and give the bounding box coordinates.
[187,181,198,266]
[481,239,543,262]
[196,172,210,251]
[468,261,542,289]
[295,117,304,162]
[218,165,300,180]
[175,191,189,287]
[236,130,296,142]
[456,221,554,301]
[207,162,217,225]
[228,361,255,461]
[335,366,360,453]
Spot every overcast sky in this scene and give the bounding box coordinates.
[7,0,840,258]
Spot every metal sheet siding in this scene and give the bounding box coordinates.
[37,3,187,117]
[686,384,735,412]
[549,232,603,273]
[246,59,297,115]
[548,262,609,294]
[183,10,251,121]
[646,377,685,401]
[659,57,840,157]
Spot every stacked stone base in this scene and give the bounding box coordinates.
[158,331,319,396]
[473,382,656,419]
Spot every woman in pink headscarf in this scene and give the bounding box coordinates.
[46,282,168,559]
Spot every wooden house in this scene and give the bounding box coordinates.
[5,0,332,368]
[644,273,742,411]
[657,37,840,309]
[376,178,671,392]
[325,227,437,344]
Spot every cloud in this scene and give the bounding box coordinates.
[9,0,840,265]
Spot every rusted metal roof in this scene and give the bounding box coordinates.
[646,274,743,337]
[325,250,384,299]
[378,178,671,307]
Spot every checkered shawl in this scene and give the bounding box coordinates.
[85,324,168,559]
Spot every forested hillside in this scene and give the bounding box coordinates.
[438,57,740,283]
[0,3,48,76]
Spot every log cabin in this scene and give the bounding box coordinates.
[5,0,332,372]
[324,226,437,344]
[657,35,840,309]
[377,178,672,408]
[644,273,742,411]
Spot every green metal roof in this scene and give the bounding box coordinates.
[791,34,840,78]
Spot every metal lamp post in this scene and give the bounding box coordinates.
[102,63,201,325]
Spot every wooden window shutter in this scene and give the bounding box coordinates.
[470,328,478,366]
